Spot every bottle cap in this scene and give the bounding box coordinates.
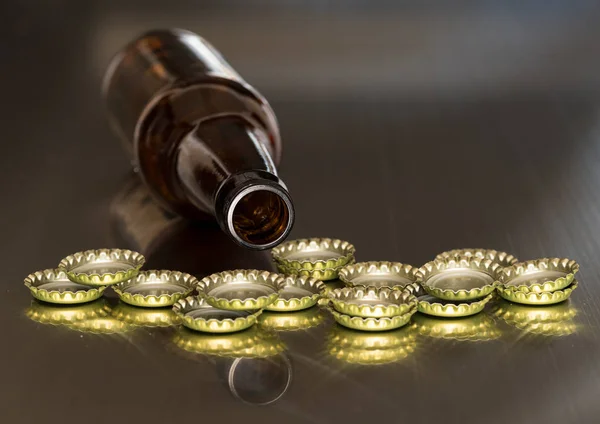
[276,261,353,281]
[413,313,501,341]
[264,275,326,312]
[271,238,355,280]
[111,303,181,327]
[417,257,501,301]
[435,248,518,267]
[198,270,285,311]
[338,261,419,292]
[24,269,107,304]
[327,305,416,332]
[173,296,262,333]
[25,299,111,326]
[258,308,325,331]
[499,258,579,293]
[417,293,493,318]
[58,248,145,286]
[173,326,263,356]
[112,270,197,308]
[328,286,417,318]
[496,280,578,305]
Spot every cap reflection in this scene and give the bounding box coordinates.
[492,299,579,337]
[327,324,418,365]
[111,302,181,327]
[412,313,501,342]
[25,299,132,334]
[258,307,326,332]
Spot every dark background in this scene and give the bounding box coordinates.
[3,1,600,423]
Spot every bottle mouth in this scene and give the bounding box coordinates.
[226,185,294,250]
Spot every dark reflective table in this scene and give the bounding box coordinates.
[4,2,600,424]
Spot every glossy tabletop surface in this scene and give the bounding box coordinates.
[3,2,600,423]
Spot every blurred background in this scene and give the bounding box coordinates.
[3,1,600,424]
[4,0,600,261]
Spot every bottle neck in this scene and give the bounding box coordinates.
[175,116,294,250]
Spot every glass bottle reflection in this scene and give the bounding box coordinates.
[173,326,291,405]
[217,355,292,405]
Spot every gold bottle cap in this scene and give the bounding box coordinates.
[417,293,493,318]
[496,280,579,305]
[264,275,326,312]
[111,302,181,327]
[24,269,107,304]
[417,257,501,301]
[25,299,111,326]
[435,248,518,267]
[276,261,355,282]
[499,258,579,293]
[58,248,145,286]
[258,308,326,331]
[173,296,262,333]
[413,313,501,341]
[327,305,416,332]
[338,261,419,292]
[112,270,197,308]
[173,326,263,356]
[198,269,285,311]
[328,286,417,318]
[271,238,355,281]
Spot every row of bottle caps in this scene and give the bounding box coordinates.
[23,240,579,334]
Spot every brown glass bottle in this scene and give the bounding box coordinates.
[103,29,294,250]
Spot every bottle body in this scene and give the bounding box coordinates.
[103,29,293,249]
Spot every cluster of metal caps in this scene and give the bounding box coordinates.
[23,242,579,338]
[22,243,580,364]
[22,248,328,336]
[272,238,417,331]
[272,239,580,330]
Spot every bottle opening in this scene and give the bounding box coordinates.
[231,189,291,247]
